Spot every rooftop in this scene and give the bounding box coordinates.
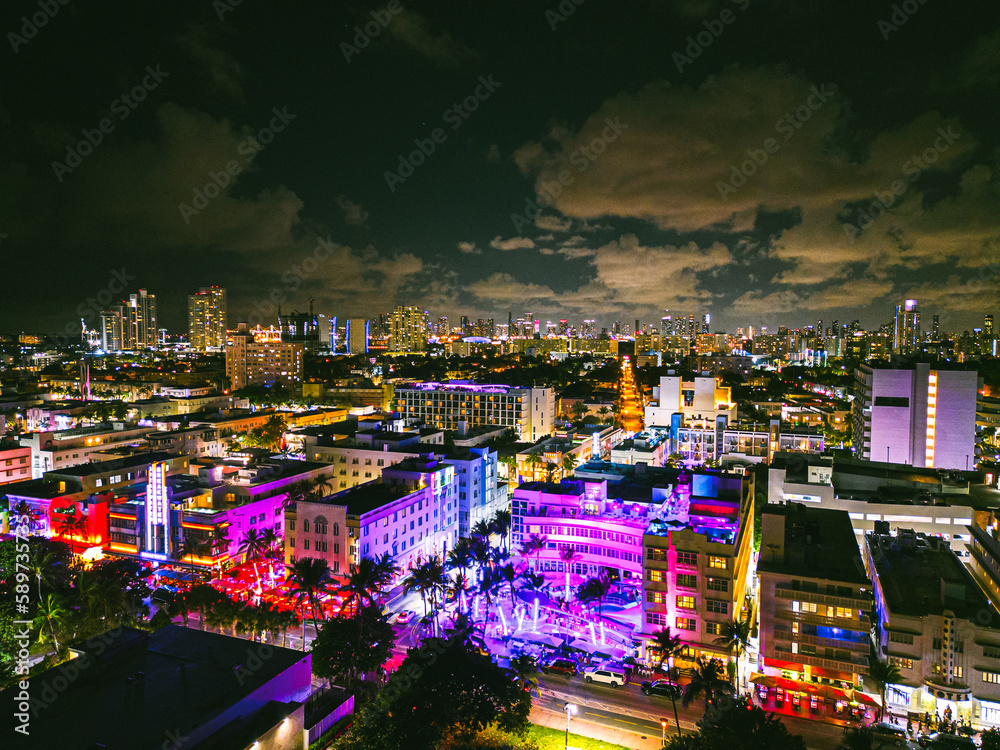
[867,531,999,620]
[46,451,182,478]
[0,625,307,750]
[758,503,869,584]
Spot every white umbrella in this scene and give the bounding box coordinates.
[569,638,599,653]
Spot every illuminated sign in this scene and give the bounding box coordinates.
[145,461,171,554]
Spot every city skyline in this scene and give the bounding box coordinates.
[2,1,999,335]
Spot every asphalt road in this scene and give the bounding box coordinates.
[536,673,856,750]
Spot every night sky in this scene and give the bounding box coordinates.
[2,0,999,335]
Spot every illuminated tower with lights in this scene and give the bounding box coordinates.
[893,299,920,355]
[187,286,228,350]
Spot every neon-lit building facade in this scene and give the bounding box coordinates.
[144,461,172,555]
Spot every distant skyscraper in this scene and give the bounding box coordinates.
[346,318,369,354]
[187,286,227,350]
[126,289,157,349]
[100,306,125,351]
[702,313,711,334]
[388,306,428,353]
[932,314,941,341]
[985,314,994,336]
[278,301,320,351]
[893,299,920,354]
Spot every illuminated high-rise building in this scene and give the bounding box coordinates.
[346,317,369,354]
[986,314,995,337]
[388,305,428,353]
[187,286,227,350]
[226,322,304,391]
[126,289,158,349]
[100,305,125,351]
[893,299,920,354]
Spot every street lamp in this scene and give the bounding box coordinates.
[667,655,681,737]
[661,718,668,746]
[563,702,577,750]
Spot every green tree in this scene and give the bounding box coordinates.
[239,527,267,592]
[867,658,901,722]
[490,509,512,556]
[713,615,752,691]
[667,695,807,750]
[335,637,531,750]
[519,534,548,573]
[312,604,396,688]
[33,593,70,653]
[286,557,333,650]
[979,729,1000,750]
[681,657,733,716]
[559,547,579,601]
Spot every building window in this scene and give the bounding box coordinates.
[303,539,309,550]
[647,570,667,583]
[835,607,854,619]
[646,612,668,626]
[332,523,339,536]
[706,600,728,614]
[708,556,727,569]
[705,621,722,635]
[646,591,668,604]
[303,520,310,533]
[289,520,295,531]
[676,617,696,631]
[953,666,963,678]
[677,574,697,589]
[677,595,695,610]
[676,551,697,566]
[984,672,1000,684]
[889,632,914,645]
[798,601,818,614]
[706,577,728,592]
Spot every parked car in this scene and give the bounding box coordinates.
[583,666,627,687]
[542,659,578,676]
[870,723,908,747]
[150,587,175,605]
[394,610,414,624]
[926,733,976,749]
[640,680,681,699]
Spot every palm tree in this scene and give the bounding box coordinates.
[577,571,612,620]
[681,657,732,716]
[520,533,548,573]
[371,553,400,604]
[446,539,474,611]
[28,547,61,603]
[470,534,493,584]
[714,615,753,693]
[239,528,267,593]
[344,556,382,615]
[868,658,902,722]
[33,593,69,653]
[471,519,493,540]
[561,454,576,478]
[598,405,611,422]
[509,654,539,693]
[525,452,544,480]
[498,562,520,604]
[259,527,282,584]
[403,558,446,635]
[651,627,685,735]
[54,509,83,549]
[491,509,512,556]
[286,557,333,651]
[312,474,334,499]
[559,547,579,601]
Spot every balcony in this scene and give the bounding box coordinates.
[774,586,869,611]
[775,608,870,630]
[768,644,870,675]
[773,629,870,653]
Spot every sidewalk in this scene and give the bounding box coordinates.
[531,704,662,750]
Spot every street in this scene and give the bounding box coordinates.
[536,673,855,750]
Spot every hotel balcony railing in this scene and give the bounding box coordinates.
[774,586,871,611]
[774,608,871,630]
[773,629,870,652]
[767,644,870,675]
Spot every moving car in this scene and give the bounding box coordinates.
[394,610,414,624]
[541,658,578,676]
[583,666,627,687]
[926,733,976,749]
[640,680,681,699]
[870,723,908,747]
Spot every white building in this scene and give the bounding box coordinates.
[395,382,555,442]
[865,530,1000,728]
[853,363,977,471]
[644,375,735,427]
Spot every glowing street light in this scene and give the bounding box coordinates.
[563,702,577,750]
